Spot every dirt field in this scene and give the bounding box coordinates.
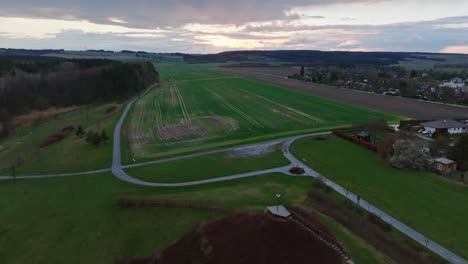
[159,212,342,264]
[217,67,468,119]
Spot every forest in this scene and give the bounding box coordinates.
[0,56,159,137]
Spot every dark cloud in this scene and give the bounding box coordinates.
[0,0,382,28]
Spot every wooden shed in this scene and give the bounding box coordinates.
[432,158,457,174]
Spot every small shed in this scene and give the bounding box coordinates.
[266,205,291,218]
[432,157,457,174]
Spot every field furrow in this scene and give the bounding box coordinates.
[208,89,264,128]
[239,88,322,122]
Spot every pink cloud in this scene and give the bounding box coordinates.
[440,45,468,54]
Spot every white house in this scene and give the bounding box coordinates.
[440,77,465,89]
[421,119,468,135]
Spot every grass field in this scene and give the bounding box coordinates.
[0,172,391,263]
[125,65,398,161]
[396,53,468,71]
[0,103,122,175]
[291,135,468,259]
[125,144,289,183]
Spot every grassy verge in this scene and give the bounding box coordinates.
[291,135,468,259]
[125,145,289,183]
[0,102,123,175]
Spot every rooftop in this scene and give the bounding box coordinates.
[421,119,467,129]
[266,205,291,218]
[433,157,456,165]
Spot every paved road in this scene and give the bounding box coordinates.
[0,85,465,263]
[0,168,111,180]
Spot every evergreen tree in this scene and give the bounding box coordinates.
[91,131,102,146]
[450,135,468,170]
[300,65,305,77]
[85,130,94,144]
[76,125,85,136]
[100,129,109,142]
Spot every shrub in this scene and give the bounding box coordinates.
[333,130,379,152]
[100,129,109,142]
[75,125,85,136]
[289,166,305,174]
[105,106,117,113]
[61,125,74,132]
[39,133,66,148]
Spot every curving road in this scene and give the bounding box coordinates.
[0,85,466,264]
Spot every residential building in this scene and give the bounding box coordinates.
[440,77,465,89]
[421,119,468,134]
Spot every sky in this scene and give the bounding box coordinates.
[0,0,467,54]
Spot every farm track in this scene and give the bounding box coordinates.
[173,84,191,123]
[208,89,264,128]
[216,67,468,120]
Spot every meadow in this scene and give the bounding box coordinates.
[125,65,398,162]
[291,135,468,259]
[125,144,289,183]
[0,102,122,175]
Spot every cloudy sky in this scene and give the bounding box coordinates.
[0,0,467,54]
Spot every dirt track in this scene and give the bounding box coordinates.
[217,67,468,119]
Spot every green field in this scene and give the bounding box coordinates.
[291,135,468,259]
[125,65,398,161]
[397,53,468,71]
[0,103,122,175]
[0,171,392,263]
[125,145,289,183]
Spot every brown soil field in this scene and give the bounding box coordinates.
[158,123,205,141]
[159,212,342,264]
[217,67,468,119]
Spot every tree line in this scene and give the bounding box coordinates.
[0,57,159,137]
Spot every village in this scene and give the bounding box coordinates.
[290,65,468,106]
